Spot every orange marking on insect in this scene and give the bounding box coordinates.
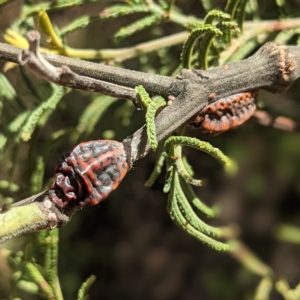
[207,105,217,113]
[50,140,130,208]
[188,91,258,135]
[230,116,239,129]
[208,92,216,100]
[234,95,241,102]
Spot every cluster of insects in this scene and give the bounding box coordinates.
[45,83,265,251]
[49,90,258,209]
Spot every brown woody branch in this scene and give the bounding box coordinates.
[0,31,300,243]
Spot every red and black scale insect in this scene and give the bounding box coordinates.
[188,91,258,135]
[49,140,130,208]
[50,91,257,208]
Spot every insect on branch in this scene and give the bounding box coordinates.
[1,31,300,243]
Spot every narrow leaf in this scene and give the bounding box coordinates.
[7,110,31,134]
[114,14,162,43]
[77,275,96,300]
[181,24,222,69]
[18,86,67,142]
[71,96,116,143]
[145,147,166,187]
[60,15,102,37]
[25,262,55,299]
[100,4,148,19]
[0,73,17,101]
[38,10,64,49]
[30,156,45,194]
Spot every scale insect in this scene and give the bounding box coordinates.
[188,91,258,135]
[49,140,130,208]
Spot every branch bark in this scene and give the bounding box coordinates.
[0,35,299,243]
[128,42,299,158]
[0,191,73,244]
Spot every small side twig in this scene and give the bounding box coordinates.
[251,110,299,132]
[18,31,141,107]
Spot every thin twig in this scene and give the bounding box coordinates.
[251,110,299,132]
[18,31,140,106]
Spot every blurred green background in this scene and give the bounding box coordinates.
[1,0,300,299]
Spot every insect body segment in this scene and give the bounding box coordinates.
[188,91,258,135]
[50,140,130,208]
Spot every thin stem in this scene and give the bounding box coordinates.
[0,42,176,98]
[63,32,188,62]
[18,31,139,104]
[228,239,272,277]
[251,110,299,132]
[5,28,188,62]
[54,276,64,300]
[220,18,300,64]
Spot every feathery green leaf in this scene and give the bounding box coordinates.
[77,275,96,300]
[114,14,162,43]
[181,24,222,69]
[71,96,116,143]
[18,86,67,142]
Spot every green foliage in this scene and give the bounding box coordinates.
[114,14,163,43]
[199,0,214,11]
[0,131,7,148]
[164,136,233,168]
[18,1,109,23]
[77,275,96,300]
[59,15,103,37]
[181,24,223,69]
[6,229,94,299]
[144,146,166,187]
[0,180,19,192]
[37,10,64,50]
[159,0,175,12]
[0,72,17,101]
[166,170,228,250]
[134,85,152,111]
[18,85,68,142]
[204,10,231,24]
[181,9,239,69]
[100,4,149,19]
[24,261,56,299]
[7,231,58,299]
[30,156,45,194]
[1,0,300,298]
[254,276,273,300]
[0,0,13,6]
[7,111,31,135]
[135,85,167,151]
[71,96,117,143]
[162,136,235,250]
[276,279,300,300]
[145,133,231,248]
[225,0,249,35]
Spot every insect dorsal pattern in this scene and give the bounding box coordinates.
[188,91,258,135]
[49,140,130,208]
